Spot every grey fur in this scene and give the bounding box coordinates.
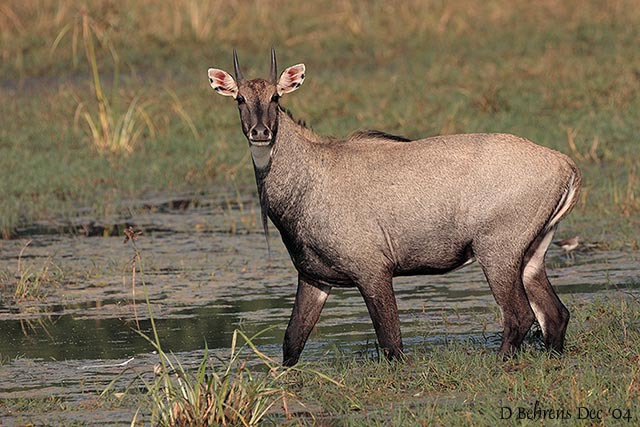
[210,51,581,366]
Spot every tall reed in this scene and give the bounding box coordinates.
[53,9,155,155]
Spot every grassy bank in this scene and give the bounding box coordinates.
[1,0,639,244]
[280,294,639,426]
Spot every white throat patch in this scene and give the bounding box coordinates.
[250,145,273,169]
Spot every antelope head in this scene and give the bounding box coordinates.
[208,49,305,147]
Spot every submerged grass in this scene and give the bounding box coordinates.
[0,0,639,244]
[0,240,63,301]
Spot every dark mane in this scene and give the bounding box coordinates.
[279,106,308,128]
[278,107,411,144]
[349,130,412,142]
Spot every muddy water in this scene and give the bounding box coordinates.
[0,196,639,425]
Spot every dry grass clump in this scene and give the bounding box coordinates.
[137,331,290,427]
[0,240,62,301]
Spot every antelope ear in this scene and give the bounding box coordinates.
[208,68,238,98]
[277,64,305,96]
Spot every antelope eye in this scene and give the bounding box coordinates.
[236,95,246,104]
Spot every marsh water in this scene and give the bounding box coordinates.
[1,194,639,425]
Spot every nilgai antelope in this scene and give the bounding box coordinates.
[208,49,581,366]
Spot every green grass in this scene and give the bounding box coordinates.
[95,292,637,426]
[274,294,640,426]
[0,0,639,243]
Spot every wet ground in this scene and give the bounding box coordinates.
[1,194,639,425]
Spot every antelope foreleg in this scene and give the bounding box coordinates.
[283,275,330,366]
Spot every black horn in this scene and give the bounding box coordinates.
[233,49,245,83]
[270,48,277,83]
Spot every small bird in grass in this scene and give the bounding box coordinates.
[554,236,580,258]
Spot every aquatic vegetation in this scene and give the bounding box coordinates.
[0,240,62,301]
[133,330,291,427]
[110,226,341,426]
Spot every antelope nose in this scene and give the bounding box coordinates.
[250,124,272,142]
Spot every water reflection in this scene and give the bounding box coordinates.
[0,225,637,362]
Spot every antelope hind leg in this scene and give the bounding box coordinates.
[358,272,404,361]
[523,228,570,353]
[476,252,536,357]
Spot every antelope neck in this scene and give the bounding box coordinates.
[250,144,273,169]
